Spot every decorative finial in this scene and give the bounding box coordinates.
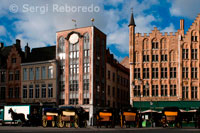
[131,7,133,13]
[72,19,77,28]
[91,18,95,26]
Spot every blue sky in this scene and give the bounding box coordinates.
[0,0,200,61]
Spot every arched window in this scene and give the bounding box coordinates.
[170,51,176,62]
[152,38,158,49]
[161,38,167,50]
[143,39,149,50]
[135,51,139,63]
[59,36,65,53]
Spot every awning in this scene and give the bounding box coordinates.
[142,109,158,113]
[133,101,200,111]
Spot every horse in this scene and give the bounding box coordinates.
[8,108,26,126]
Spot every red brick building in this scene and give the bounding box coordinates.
[56,26,106,125]
[0,43,12,106]
[106,50,130,108]
[129,12,200,109]
[6,39,24,104]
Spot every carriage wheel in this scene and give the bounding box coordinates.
[74,114,79,128]
[84,120,87,128]
[58,115,64,128]
[42,116,47,127]
[52,121,55,127]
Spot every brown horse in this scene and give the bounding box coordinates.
[8,108,26,126]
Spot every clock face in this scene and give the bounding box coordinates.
[69,33,79,44]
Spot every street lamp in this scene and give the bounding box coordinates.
[132,79,149,128]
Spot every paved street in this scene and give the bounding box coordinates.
[0,126,200,133]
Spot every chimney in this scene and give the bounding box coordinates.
[25,43,30,59]
[180,19,184,30]
[0,42,4,49]
[16,39,21,47]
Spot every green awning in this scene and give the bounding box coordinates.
[133,101,200,111]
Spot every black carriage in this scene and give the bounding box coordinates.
[42,108,59,127]
[57,106,87,128]
[162,107,181,128]
[96,108,114,128]
[120,107,138,128]
[27,108,42,126]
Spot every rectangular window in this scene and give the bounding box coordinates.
[152,55,159,62]
[108,85,110,96]
[48,84,53,98]
[134,68,140,79]
[42,84,46,98]
[29,68,33,80]
[15,70,20,80]
[143,55,149,62]
[161,85,168,96]
[0,71,6,82]
[182,86,188,99]
[42,66,46,79]
[8,88,13,98]
[83,99,89,104]
[143,68,149,79]
[182,49,189,59]
[152,68,158,79]
[112,87,115,97]
[35,84,40,98]
[84,50,89,57]
[191,49,198,60]
[170,67,176,78]
[182,67,188,79]
[134,85,140,97]
[12,58,16,63]
[152,85,158,97]
[191,67,198,79]
[36,67,40,80]
[29,85,33,98]
[170,85,176,96]
[23,68,27,81]
[48,66,53,79]
[14,87,19,98]
[84,63,89,73]
[143,85,149,97]
[0,87,6,99]
[161,54,167,61]
[161,67,167,78]
[23,85,27,98]
[191,86,197,99]
[152,42,158,49]
[113,73,115,82]
[108,70,110,79]
[9,71,13,81]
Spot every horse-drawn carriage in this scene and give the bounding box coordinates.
[96,108,114,128]
[120,107,138,128]
[162,107,181,128]
[42,108,59,127]
[57,106,87,128]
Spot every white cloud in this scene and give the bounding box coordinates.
[0,25,6,36]
[160,23,176,33]
[169,0,200,19]
[0,0,162,60]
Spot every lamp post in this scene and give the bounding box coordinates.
[132,79,149,128]
[150,100,153,127]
